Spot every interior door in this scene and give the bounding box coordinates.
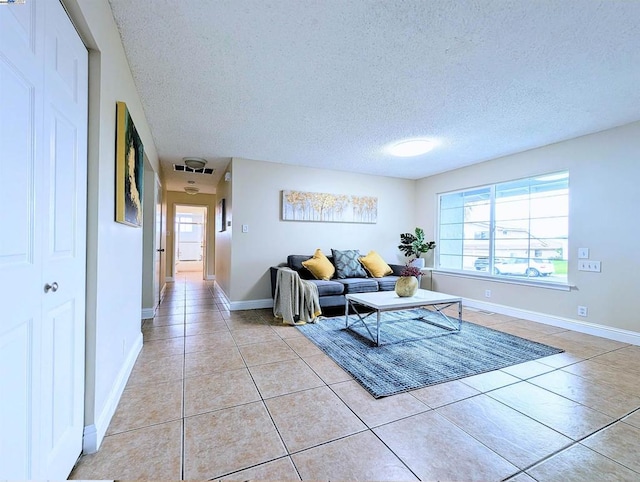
[154,177,163,307]
[0,0,88,479]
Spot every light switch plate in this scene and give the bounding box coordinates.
[578,248,589,259]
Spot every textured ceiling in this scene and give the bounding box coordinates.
[108,0,640,194]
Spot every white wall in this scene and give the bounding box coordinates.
[227,157,417,306]
[64,0,161,452]
[416,121,640,335]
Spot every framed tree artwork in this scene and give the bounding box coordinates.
[115,101,144,227]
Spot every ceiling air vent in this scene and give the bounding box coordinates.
[173,164,215,175]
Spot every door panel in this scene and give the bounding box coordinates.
[0,0,87,479]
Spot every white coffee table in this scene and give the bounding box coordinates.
[344,289,462,346]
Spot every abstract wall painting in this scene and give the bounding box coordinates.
[282,190,377,224]
[115,101,144,227]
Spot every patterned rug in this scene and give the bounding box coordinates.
[297,308,563,398]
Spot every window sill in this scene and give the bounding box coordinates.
[433,269,573,291]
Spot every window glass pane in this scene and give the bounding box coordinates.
[437,171,568,283]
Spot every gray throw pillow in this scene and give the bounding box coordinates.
[331,249,368,279]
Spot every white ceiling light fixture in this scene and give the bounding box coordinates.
[184,186,200,195]
[388,139,435,157]
[183,157,208,169]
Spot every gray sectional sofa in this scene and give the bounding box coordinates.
[270,254,405,311]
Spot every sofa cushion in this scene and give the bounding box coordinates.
[301,249,335,280]
[376,275,400,292]
[308,279,344,297]
[359,250,393,277]
[332,249,368,279]
[287,254,313,279]
[337,277,378,294]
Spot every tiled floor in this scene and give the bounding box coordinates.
[70,273,640,481]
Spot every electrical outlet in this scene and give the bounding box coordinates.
[485,289,491,298]
[578,306,588,317]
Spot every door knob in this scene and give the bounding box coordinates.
[44,282,59,293]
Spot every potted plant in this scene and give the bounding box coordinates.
[395,264,422,297]
[398,227,436,268]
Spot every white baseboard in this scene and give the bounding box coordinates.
[229,298,273,311]
[141,307,155,319]
[464,298,640,346]
[206,274,216,281]
[82,332,143,454]
[165,276,174,282]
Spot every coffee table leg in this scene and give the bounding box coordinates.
[344,298,349,328]
[376,310,381,346]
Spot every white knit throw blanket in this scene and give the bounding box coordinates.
[273,267,322,325]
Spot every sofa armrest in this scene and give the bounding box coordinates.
[388,263,405,276]
[270,264,287,298]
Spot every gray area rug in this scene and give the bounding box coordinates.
[297,308,563,398]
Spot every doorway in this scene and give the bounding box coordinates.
[174,205,207,279]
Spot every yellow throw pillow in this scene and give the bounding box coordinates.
[302,249,335,280]
[359,250,392,278]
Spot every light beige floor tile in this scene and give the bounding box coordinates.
[186,311,226,323]
[536,351,584,369]
[461,370,521,392]
[126,353,184,387]
[590,345,640,374]
[305,353,353,384]
[529,369,640,418]
[144,314,185,327]
[501,360,556,380]
[504,319,567,336]
[492,323,549,341]
[562,360,640,397]
[536,335,612,359]
[142,323,185,342]
[332,380,429,427]
[437,394,572,468]
[184,331,237,354]
[582,421,640,472]
[552,330,628,352]
[154,307,185,317]
[184,367,261,416]
[284,336,325,358]
[374,411,518,481]
[292,430,418,481]
[269,322,307,339]
[216,457,301,481]
[137,336,185,361]
[186,305,219,315]
[184,346,246,378]
[526,444,639,482]
[238,339,299,366]
[249,358,324,399]
[230,325,281,346]
[107,380,183,435]
[184,402,286,480]
[623,410,640,429]
[411,379,480,408]
[488,382,614,440]
[185,320,229,336]
[265,386,366,452]
[69,421,182,480]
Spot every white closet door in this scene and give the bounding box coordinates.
[0,0,88,479]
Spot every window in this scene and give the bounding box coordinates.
[437,172,569,283]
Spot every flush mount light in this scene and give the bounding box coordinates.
[388,139,435,157]
[184,186,200,195]
[183,157,208,170]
